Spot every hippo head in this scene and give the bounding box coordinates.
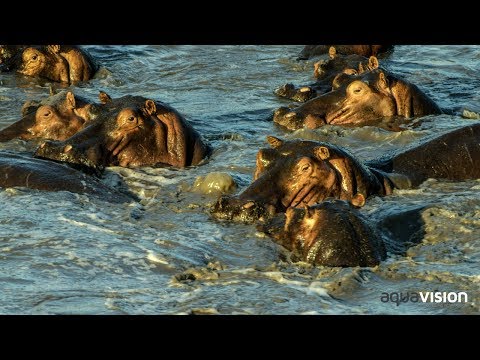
[312,46,374,80]
[0,90,98,142]
[212,136,376,223]
[259,200,386,267]
[16,47,49,77]
[35,94,192,169]
[273,68,397,130]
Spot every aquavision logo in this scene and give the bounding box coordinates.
[380,291,469,306]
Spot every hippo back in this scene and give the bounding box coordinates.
[367,123,480,187]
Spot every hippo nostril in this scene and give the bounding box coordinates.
[242,201,255,209]
[63,145,73,153]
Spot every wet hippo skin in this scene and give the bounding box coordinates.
[273,68,441,131]
[275,47,378,102]
[35,93,211,169]
[0,90,98,142]
[213,123,480,222]
[297,45,393,60]
[0,150,132,203]
[259,200,386,267]
[0,45,98,84]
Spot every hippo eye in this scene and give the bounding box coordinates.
[32,55,38,61]
[353,87,363,94]
[42,110,52,117]
[127,116,136,122]
[301,164,310,172]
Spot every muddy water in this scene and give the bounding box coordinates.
[0,45,479,314]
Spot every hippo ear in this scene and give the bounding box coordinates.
[266,136,283,149]
[98,91,112,104]
[144,100,157,115]
[66,91,76,110]
[351,193,366,207]
[378,71,389,90]
[47,45,61,54]
[314,146,330,160]
[368,56,379,70]
[328,46,337,59]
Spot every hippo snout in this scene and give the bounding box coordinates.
[212,195,251,217]
[211,195,275,223]
[35,140,103,173]
[274,84,295,97]
[273,106,291,118]
[35,140,64,159]
[273,107,305,131]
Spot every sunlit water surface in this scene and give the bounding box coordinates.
[0,45,479,314]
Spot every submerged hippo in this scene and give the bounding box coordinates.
[1,45,97,84]
[273,68,442,131]
[35,94,211,169]
[297,45,393,60]
[275,48,378,102]
[0,150,131,203]
[0,90,97,142]
[213,124,480,222]
[259,200,386,267]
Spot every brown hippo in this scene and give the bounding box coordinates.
[34,94,211,169]
[49,45,97,82]
[17,46,70,83]
[275,48,378,102]
[258,200,386,267]
[212,136,381,222]
[297,45,393,60]
[0,90,98,142]
[1,45,97,84]
[212,124,480,222]
[273,68,442,131]
[0,150,132,203]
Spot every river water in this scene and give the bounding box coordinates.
[0,45,479,314]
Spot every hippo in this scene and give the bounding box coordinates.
[273,68,442,131]
[212,136,380,222]
[212,124,480,222]
[0,150,132,203]
[258,200,386,267]
[34,94,211,169]
[49,45,97,82]
[297,45,393,60]
[275,48,378,102]
[0,45,97,84]
[0,90,98,142]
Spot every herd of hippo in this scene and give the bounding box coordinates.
[1,45,479,268]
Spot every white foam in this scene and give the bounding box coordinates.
[146,252,169,265]
[57,215,117,235]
